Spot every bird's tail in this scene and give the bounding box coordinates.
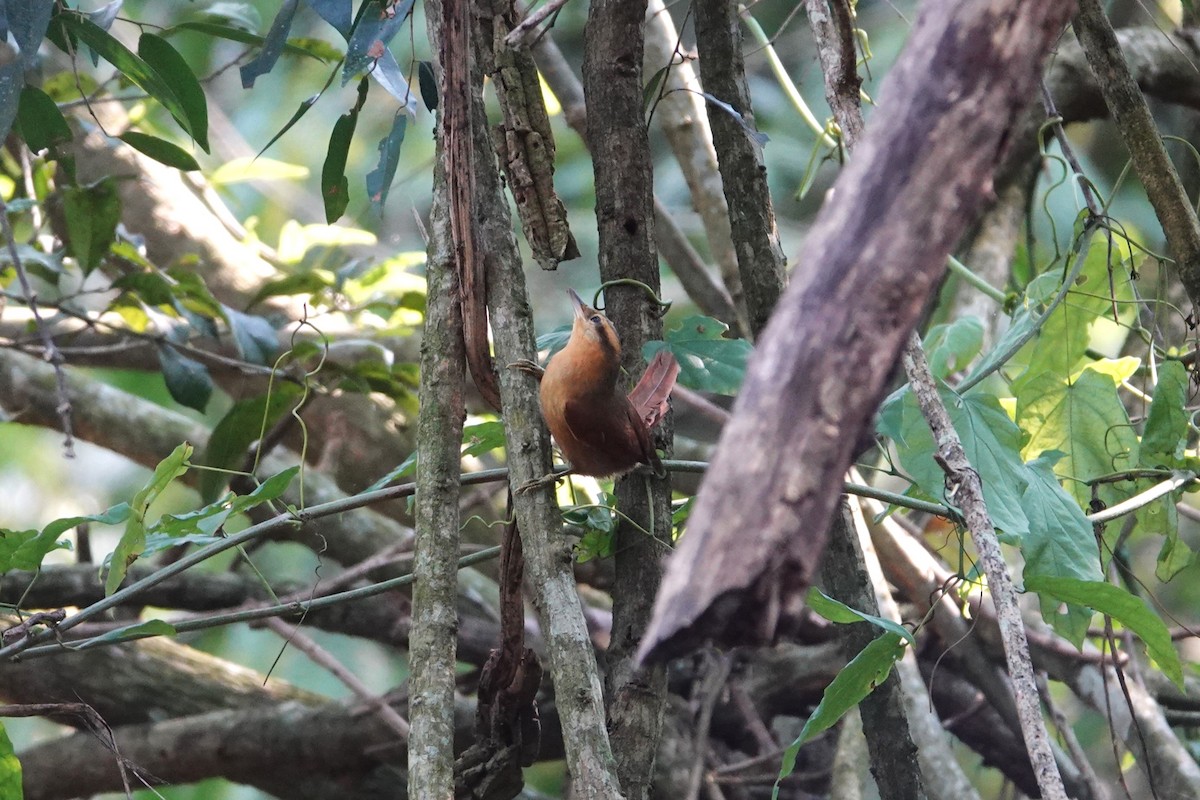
[628,349,680,429]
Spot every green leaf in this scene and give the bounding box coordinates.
[806,588,916,646]
[1140,360,1189,466]
[154,466,299,553]
[321,78,368,223]
[0,723,21,800]
[137,33,209,152]
[210,157,309,186]
[461,421,507,459]
[62,178,121,274]
[224,307,279,365]
[1025,576,1184,689]
[118,131,200,171]
[164,21,332,61]
[1010,246,1136,394]
[647,315,752,396]
[775,632,906,795]
[1020,453,1104,645]
[237,0,299,88]
[166,269,225,319]
[877,387,1031,538]
[366,113,407,210]
[365,452,417,492]
[58,14,194,140]
[89,618,177,645]
[157,344,213,412]
[16,86,73,154]
[247,272,332,308]
[0,504,129,574]
[1017,364,1139,509]
[418,60,438,111]
[257,94,320,158]
[923,316,984,380]
[105,443,192,595]
[200,386,305,502]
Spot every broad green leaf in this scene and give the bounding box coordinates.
[462,421,507,459]
[118,131,200,171]
[806,588,916,646]
[775,633,905,797]
[924,316,984,380]
[646,315,752,396]
[138,33,209,152]
[224,307,279,365]
[322,78,368,222]
[1026,576,1184,689]
[155,466,299,551]
[112,271,176,306]
[16,86,73,154]
[89,618,177,645]
[877,387,1031,538]
[62,178,121,274]
[1140,360,1189,466]
[210,157,309,186]
[1010,243,1135,394]
[246,271,331,308]
[200,385,305,502]
[105,443,192,595]
[1137,362,1189,553]
[1020,453,1103,645]
[0,723,21,800]
[58,14,194,140]
[1017,365,1139,509]
[157,344,213,412]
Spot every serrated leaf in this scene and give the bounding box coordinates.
[775,632,906,795]
[16,85,73,154]
[63,178,121,274]
[806,588,916,646]
[1017,366,1139,510]
[224,307,278,365]
[200,386,304,502]
[238,0,299,88]
[0,723,21,799]
[105,443,192,595]
[89,618,177,645]
[157,344,213,412]
[1025,576,1184,689]
[366,113,407,211]
[924,316,984,380]
[58,14,194,140]
[138,33,209,152]
[877,387,1031,538]
[118,131,199,171]
[647,315,752,396]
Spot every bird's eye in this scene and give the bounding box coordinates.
[590,314,603,325]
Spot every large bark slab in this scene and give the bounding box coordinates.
[640,0,1078,660]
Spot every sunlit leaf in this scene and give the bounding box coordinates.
[105,443,192,595]
[1026,576,1184,689]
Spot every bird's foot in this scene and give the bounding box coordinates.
[508,359,544,380]
[516,466,572,494]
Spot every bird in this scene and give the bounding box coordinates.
[515,288,679,481]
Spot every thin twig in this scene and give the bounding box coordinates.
[0,196,75,456]
[505,0,572,48]
[263,617,410,740]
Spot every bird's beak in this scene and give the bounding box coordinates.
[568,288,588,321]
